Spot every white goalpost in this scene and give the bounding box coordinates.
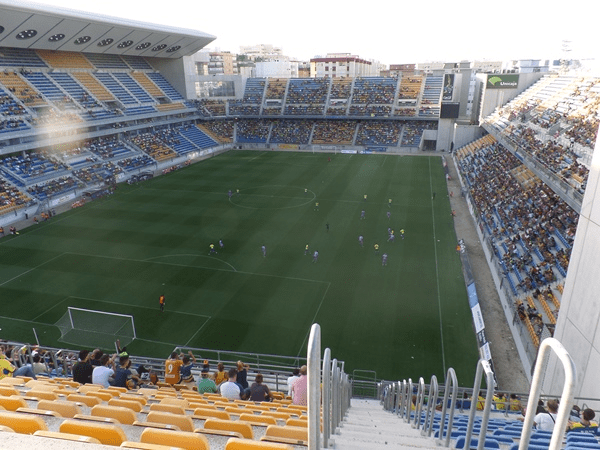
[55,307,137,350]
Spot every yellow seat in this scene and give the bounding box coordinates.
[0,411,48,434]
[193,407,231,420]
[245,405,271,412]
[224,406,247,416]
[261,411,296,420]
[0,377,25,386]
[285,418,307,428]
[146,410,194,432]
[226,437,294,450]
[239,413,277,426]
[0,424,14,432]
[109,398,144,412]
[121,441,187,449]
[86,391,113,402]
[57,380,80,388]
[77,384,103,393]
[98,389,122,397]
[140,427,209,450]
[67,393,102,407]
[0,385,19,396]
[160,397,189,408]
[150,403,186,415]
[203,418,253,439]
[119,393,148,405]
[60,419,127,446]
[37,399,82,418]
[261,425,308,444]
[25,390,59,401]
[91,404,138,425]
[33,430,102,444]
[0,395,28,411]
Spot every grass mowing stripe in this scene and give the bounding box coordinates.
[0,253,65,287]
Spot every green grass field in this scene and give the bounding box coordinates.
[0,150,479,383]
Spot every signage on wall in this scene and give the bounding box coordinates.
[486,74,519,89]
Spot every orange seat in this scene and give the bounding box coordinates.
[203,418,253,439]
[262,425,308,443]
[0,386,19,396]
[67,393,102,407]
[0,411,48,434]
[239,413,277,426]
[146,410,194,432]
[37,399,82,418]
[149,403,186,415]
[91,404,137,425]
[25,390,59,401]
[0,395,28,411]
[193,407,231,420]
[59,419,127,446]
[109,398,144,412]
[226,437,294,450]
[33,430,101,444]
[140,428,209,450]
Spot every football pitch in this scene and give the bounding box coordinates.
[0,150,479,383]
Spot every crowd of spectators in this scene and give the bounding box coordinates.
[27,175,80,199]
[73,162,123,184]
[351,77,397,105]
[312,120,356,144]
[236,119,272,143]
[457,140,577,298]
[286,78,329,104]
[398,76,423,100]
[0,179,30,208]
[242,79,266,103]
[270,120,313,144]
[401,121,437,147]
[128,132,178,161]
[355,121,402,146]
[265,79,287,100]
[228,100,261,116]
[284,104,325,115]
[196,99,226,117]
[199,120,234,142]
[117,155,154,172]
[329,78,352,100]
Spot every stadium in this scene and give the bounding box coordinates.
[0,0,599,449]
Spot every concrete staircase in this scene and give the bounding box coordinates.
[330,398,439,450]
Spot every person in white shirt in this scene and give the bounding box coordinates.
[92,353,116,388]
[533,399,559,431]
[287,368,300,400]
[219,368,241,400]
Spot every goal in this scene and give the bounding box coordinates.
[55,307,136,350]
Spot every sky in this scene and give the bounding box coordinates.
[24,0,599,67]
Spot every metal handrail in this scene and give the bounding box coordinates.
[322,347,331,448]
[307,323,321,450]
[437,367,458,448]
[413,377,425,428]
[422,374,439,437]
[464,359,495,450]
[519,338,576,450]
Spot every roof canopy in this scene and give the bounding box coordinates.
[0,0,215,59]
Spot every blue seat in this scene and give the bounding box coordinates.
[455,436,500,450]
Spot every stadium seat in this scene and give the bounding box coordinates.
[261,425,308,445]
[0,377,25,386]
[33,430,102,444]
[37,399,82,418]
[109,397,144,412]
[193,407,231,420]
[0,425,14,432]
[203,418,254,439]
[91,404,138,424]
[140,427,209,450]
[146,410,194,432]
[160,397,189,408]
[0,411,48,434]
[120,394,148,405]
[60,419,127,445]
[121,441,187,450]
[239,413,278,426]
[150,403,187,415]
[77,384,103,393]
[133,420,182,432]
[0,395,28,411]
[86,391,113,402]
[0,385,19,396]
[226,437,294,450]
[25,389,59,401]
[261,411,296,420]
[285,418,307,428]
[67,393,102,407]
[225,406,248,416]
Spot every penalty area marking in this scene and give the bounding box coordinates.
[145,254,237,272]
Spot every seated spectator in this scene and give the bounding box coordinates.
[179,351,197,385]
[213,362,227,386]
[164,352,183,385]
[31,352,50,377]
[113,355,140,389]
[236,360,250,391]
[92,353,117,388]
[89,349,103,366]
[568,408,598,432]
[249,373,273,402]
[219,368,242,400]
[72,349,93,384]
[197,363,218,394]
[287,368,300,400]
[534,399,559,431]
[291,365,308,406]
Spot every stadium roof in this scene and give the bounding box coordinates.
[0,0,216,59]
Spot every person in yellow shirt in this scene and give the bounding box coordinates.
[164,352,183,385]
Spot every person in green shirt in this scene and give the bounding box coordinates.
[197,364,217,394]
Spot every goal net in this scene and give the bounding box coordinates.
[55,307,136,350]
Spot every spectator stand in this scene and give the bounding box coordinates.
[418,75,443,117]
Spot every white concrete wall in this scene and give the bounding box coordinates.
[543,136,600,407]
